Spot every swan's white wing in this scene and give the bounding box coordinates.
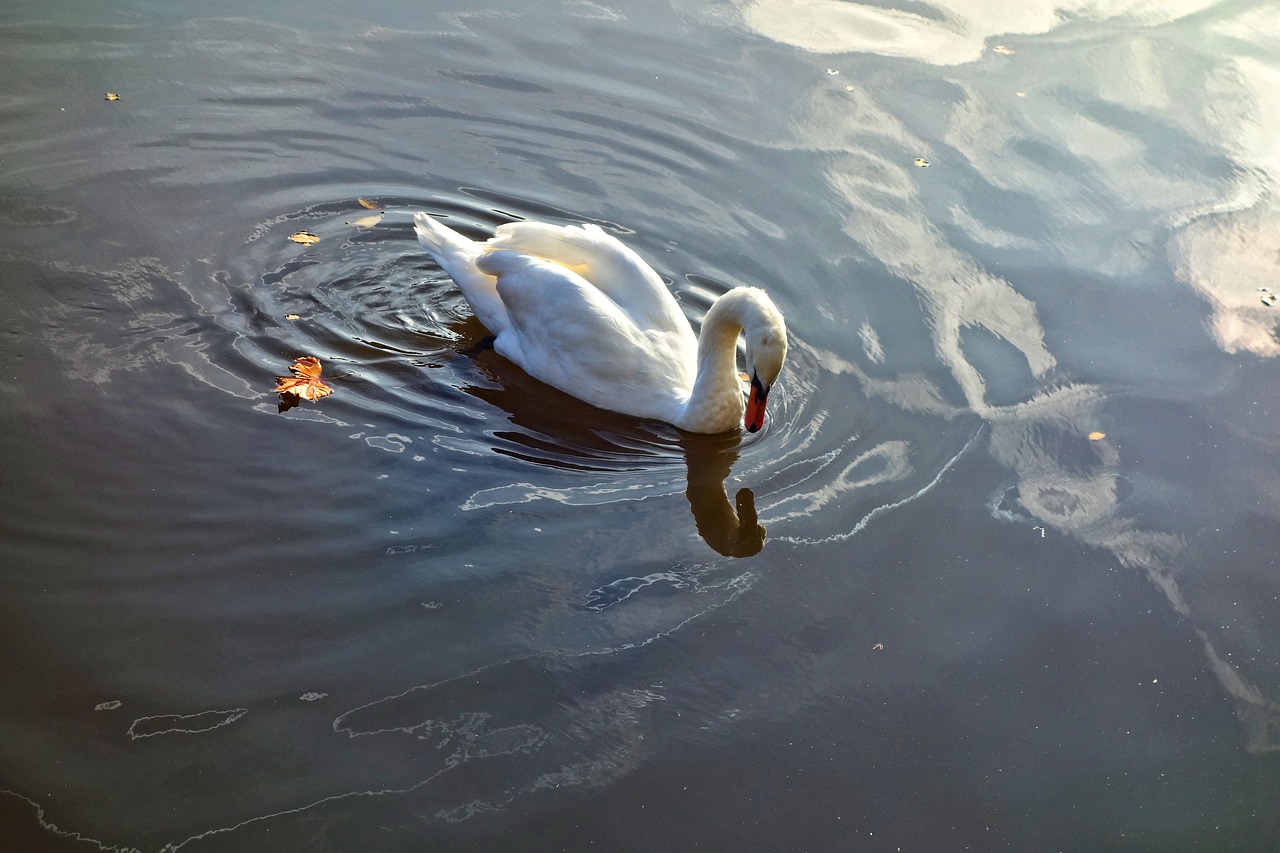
[489,222,691,336]
[413,213,509,334]
[477,248,696,422]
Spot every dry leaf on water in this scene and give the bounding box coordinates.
[1088,431,1106,441]
[275,356,333,402]
[914,157,930,167]
[358,198,383,210]
[288,231,320,245]
[104,92,121,101]
[992,45,1016,55]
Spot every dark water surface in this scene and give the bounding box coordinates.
[3,1,1279,850]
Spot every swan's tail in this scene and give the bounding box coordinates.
[413,212,509,334]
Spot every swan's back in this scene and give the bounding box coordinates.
[490,222,691,335]
[476,247,698,423]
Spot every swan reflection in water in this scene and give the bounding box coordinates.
[680,431,766,557]
[458,341,767,558]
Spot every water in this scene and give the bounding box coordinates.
[2,1,1279,849]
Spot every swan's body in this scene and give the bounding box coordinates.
[414,212,787,434]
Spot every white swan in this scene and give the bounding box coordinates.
[414,212,787,434]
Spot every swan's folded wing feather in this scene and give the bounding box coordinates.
[477,248,693,420]
[490,222,691,336]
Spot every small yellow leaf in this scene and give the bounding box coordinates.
[358,198,383,210]
[285,314,301,320]
[104,92,121,101]
[347,212,384,228]
[288,231,320,245]
[1088,431,1106,441]
[1016,91,1027,97]
[993,45,1016,55]
[914,158,930,168]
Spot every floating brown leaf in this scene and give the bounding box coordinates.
[358,198,383,210]
[275,356,333,402]
[1088,431,1106,441]
[288,230,320,245]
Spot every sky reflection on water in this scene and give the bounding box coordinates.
[738,0,1280,756]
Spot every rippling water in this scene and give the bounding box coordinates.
[3,1,1280,849]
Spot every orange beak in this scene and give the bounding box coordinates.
[744,373,768,433]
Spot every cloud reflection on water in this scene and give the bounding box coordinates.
[1172,201,1280,357]
[736,0,1280,750]
[739,0,1222,63]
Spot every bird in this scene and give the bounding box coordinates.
[414,212,787,434]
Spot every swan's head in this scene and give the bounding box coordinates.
[743,298,787,433]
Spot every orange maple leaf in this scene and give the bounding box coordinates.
[274,356,333,401]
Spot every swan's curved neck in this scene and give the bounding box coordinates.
[679,288,768,433]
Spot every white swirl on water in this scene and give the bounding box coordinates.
[128,709,248,740]
[765,429,985,546]
[0,790,141,853]
[462,474,681,510]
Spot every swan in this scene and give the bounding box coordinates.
[414,212,787,434]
